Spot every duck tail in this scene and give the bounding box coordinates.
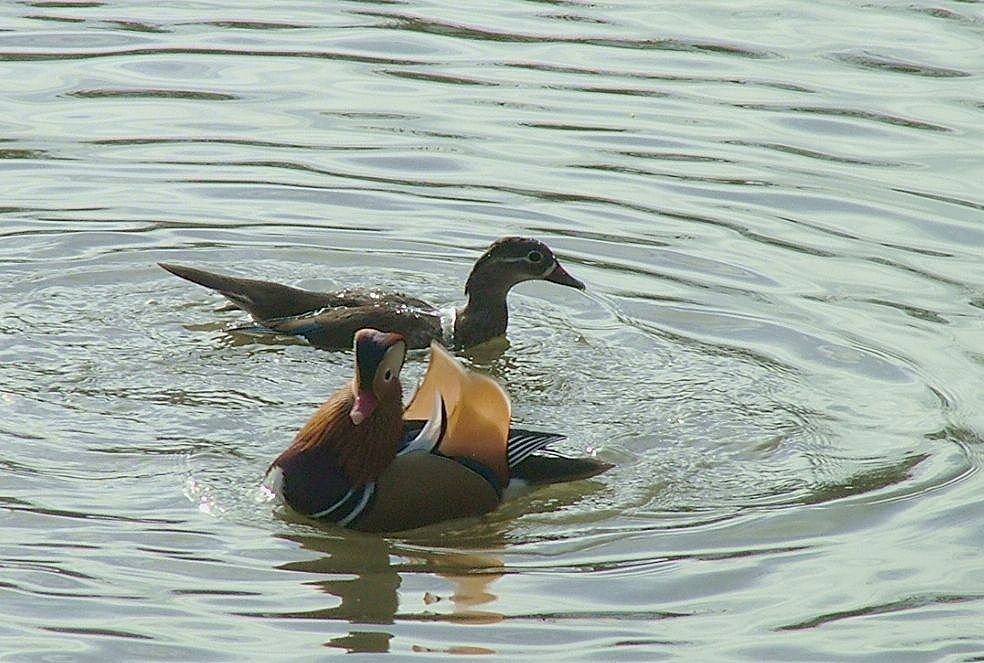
[509,454,613,485]
[159,262,258,310]
[158,262,331,320]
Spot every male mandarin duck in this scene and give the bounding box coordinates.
[159,237,584,350]
[264,328,611,532]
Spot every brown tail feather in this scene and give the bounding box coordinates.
[158,262,337,320]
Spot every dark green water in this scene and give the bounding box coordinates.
[1,1,982,659]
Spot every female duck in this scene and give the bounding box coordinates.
[264,328,610,532]
[160,237,584,350]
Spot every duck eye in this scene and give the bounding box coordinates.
[527,250,543,263]
[383,369,393,381]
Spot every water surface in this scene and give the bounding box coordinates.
[1,0,983,659]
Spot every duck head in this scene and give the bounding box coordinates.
[464,237,585,297]
[350,328,407,425]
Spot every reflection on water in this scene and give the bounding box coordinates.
[1,0,983,659]
[271,533,505,653]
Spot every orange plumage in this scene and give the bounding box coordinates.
[275,384,403,486]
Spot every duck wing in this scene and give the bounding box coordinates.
[505,429,567,468]
[258,305,443,350]
[350,453,500,532]
[404,341,510,482]
[159,263,435,321]
[399,419,565,467]
[402,342,611,492]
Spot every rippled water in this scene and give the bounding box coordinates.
[2,0,983,659]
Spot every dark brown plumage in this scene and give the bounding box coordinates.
[159,237,584,350]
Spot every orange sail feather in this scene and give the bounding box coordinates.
[404,342,510,483]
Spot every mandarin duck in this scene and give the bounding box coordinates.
[159,237,584,350]
[264,328,611,532]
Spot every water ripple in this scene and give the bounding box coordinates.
[0,46,435,65]
[832,49,973,78]
[777,593,983,631]
[360,10,778,58]
[68,88,238,100]
[2,0,983,657]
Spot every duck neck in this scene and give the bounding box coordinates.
[277,386,404,486]
[456,284,510,347]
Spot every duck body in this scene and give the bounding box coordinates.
[264,329,610,532]
[267,418,573,531]
[160,237,584,350]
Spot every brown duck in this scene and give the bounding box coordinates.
[264,328,611,532]
[159,237,584,349]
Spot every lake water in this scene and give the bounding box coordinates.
[1,0,983,659]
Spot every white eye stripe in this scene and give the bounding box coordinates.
[377,342,406,384]
[499,255,554,265]
[495,255,556,279]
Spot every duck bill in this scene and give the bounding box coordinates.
[544,262,585,290]
[350,390,378,425]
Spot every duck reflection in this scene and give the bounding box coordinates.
[275,526,510,653]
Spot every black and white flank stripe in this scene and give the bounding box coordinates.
[506,429,566,468]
